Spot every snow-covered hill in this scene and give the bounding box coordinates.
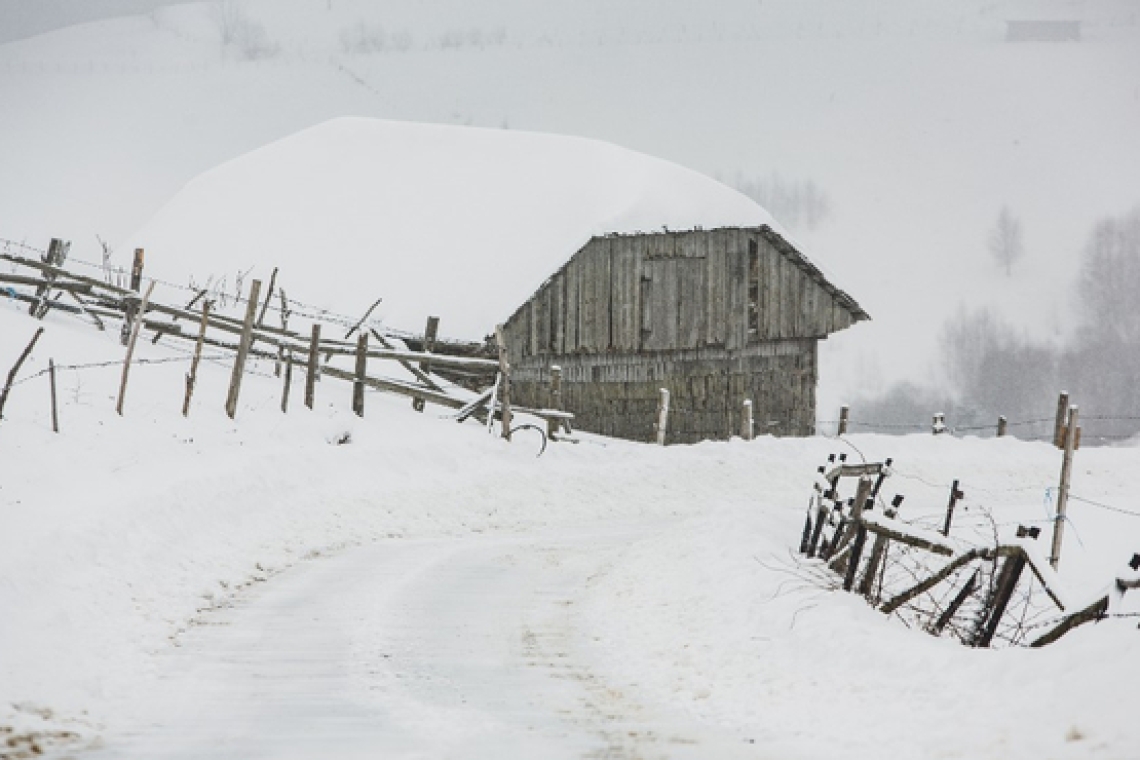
[127,117,776,338]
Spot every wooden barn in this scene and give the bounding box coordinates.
[499,225,869,444]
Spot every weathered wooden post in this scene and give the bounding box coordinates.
[1053,391,1070,447]
[655,388,670,446]
[830,475,874,575]
[116,280,156,416]
[412,315,439,413]
[1,328,45,420]
[859,494,904,600]
[838,404,849,436]
[997,415,1007,437]
[48,358,59,433]
[224,279,261,420]
[1050,405,1079,569]
[932,569,979,635]
[30,238,69,319]
[352,331,368,417]
[182,299,211,417]
[941,479,965,536]
[547,364,563,438]
[256,266,278,327]
[742,399,754,440]
[304,323,320,410]
[975,550,1028,648]
[121,248,145,345]
[281,351,293,413]
[494,324,512,441]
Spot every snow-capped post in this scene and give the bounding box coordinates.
[1053,391,1069,448]
[182,299,211,417]
[829,475,874,576]
[738,398,756,439]
[116,280,156,416]
[352,330,368,417]
[838,404,849,436]
[997,415,1007,437]
[655,388,670,446]
[941,479,965,536]
[412,315,439,413]
[224,278,261,420]
[304,323,320,410]
[1050,405,1079,570]
[494,324,512,440]
[48,358,58,433]
[931,412,946,435]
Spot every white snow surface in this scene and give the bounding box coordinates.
[129,117,775,338]
[2,305,1139,759]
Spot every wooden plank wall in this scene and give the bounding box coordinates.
[509,341,818,443]
[498,226,862,442]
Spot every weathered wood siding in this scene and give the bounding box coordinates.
[500,226,865,442]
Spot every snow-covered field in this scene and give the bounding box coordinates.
[3,1,1140,758]
[2,299,1139,758]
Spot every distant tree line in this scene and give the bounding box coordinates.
[857,206,1140,440]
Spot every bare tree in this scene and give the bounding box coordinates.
[988,206,1024,276]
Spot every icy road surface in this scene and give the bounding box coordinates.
[87,525,762,759]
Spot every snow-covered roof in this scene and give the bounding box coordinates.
[129,117,784,339]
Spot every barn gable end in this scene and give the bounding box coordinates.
[501,226,867,443]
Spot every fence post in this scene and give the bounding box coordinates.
[941,479,965,536]
[655,387,670,446]
[304,323,320,410]
[494,324,512,440]
[1050,405,1079,569]
[838,404,849,436]
[1053,391,1069,448]
[224,279,261,420]
[997,415,1007,437]
[121,248,144,345]
[547,365,563,439]
[975,551,1027,648]
[116,280,156,416]
[352,331,368,417]
[48,358,59,432]
[182,299,211,417]
[412,315,439,413]
[742,399,754,440]
[932,412,946,434]
[281,351,293,413]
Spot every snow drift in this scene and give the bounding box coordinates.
[129,117,778,339]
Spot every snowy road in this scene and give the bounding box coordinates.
[87,524,764,760]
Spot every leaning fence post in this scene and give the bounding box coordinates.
[116,280,156,416]
[121,247,145,345]
[838,404,849,436]
[48,358,59,433]
[975,550,1027,648]
[182,299,211,417]
[655,388,670,446]
[352,331,368,417]
[304,323,320,410]
[1,328,45,421]
[742,399,754,440]
[941,479,965,536]
[1050,405,1079,569]
[224,279,261,420]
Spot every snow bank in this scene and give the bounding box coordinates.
[128,117,774,339]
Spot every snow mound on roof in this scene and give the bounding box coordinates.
[131,117,773,339]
